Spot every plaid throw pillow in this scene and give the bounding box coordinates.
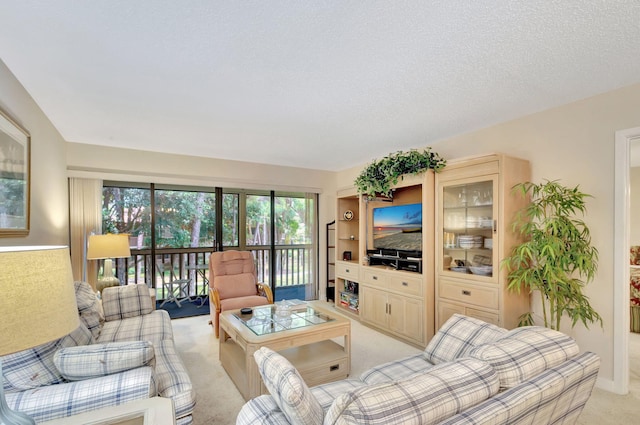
[253,347,323,425]
[54,340,155,381]
[324,358,499,425]
[102,284,153,321]
[424,314,507,364]
[469,326,580,389]
[74,281,104,340]
[2,324,92,391]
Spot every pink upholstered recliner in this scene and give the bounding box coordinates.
[208,250,273,337]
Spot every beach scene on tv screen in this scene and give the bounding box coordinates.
[372,203,422,251]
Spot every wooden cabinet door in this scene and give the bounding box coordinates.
[360,286,388,328]
[388,294,424,344]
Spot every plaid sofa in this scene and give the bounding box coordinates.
[236,314,600,425]
[1,282,196,424]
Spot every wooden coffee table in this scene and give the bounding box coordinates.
[219,301,351,400]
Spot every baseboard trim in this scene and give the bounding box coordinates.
[596,376,626,395]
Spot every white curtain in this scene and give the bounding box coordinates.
[305,192,318,300]
[69,178,102,290]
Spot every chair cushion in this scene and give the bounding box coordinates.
[210,250,255,276]
[53,341,155,381]
[98,310,173,344]
[220,295,271,311]
[2,324,92,391]
[359,353,432,385]
[469,326,580,389]
[215,273,258,299]
[254,347,323,425]
[424,314,507,365]
[74,281,104,340]
[324,358,499,425]
[102,284,153,321]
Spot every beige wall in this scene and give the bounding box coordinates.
[338,83,640,388]
[0,60,69,246]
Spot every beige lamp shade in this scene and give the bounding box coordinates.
[86,234,131,260]
[0,246,79,356]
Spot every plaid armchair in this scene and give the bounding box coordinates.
[2,283,195,424]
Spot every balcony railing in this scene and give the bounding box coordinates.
[111,246,314,301]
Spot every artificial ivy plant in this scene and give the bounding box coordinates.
[354,148,446,198]
[501,180,602,330]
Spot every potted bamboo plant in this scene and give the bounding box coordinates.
[502,180,602,330]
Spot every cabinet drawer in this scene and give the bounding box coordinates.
[388,274,423,297]
[362,269,388,287]
[336,262,359,280]
[466,308,499,326]
[438,280,498,309]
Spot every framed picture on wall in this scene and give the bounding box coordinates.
[0,108,30,237]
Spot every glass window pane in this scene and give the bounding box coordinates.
[102,187,151,249]
[222,193,239,247]
[246,194,271,246]
[274,195,314,245]
[154,189,215,248]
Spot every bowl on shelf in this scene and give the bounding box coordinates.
[450,266,468,273]
[469,266,492,276]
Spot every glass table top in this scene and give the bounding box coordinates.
[233,304,335,336]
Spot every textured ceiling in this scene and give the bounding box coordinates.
[0,1,639,171]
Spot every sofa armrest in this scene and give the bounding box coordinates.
[102,284,154,321]
[5,366,156,423]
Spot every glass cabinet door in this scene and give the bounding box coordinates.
[441,177,497,280]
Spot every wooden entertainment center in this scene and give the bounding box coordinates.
[335,172,436,346]
[334,153,530,347]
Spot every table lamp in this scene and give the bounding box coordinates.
[0,246,80,425]
[86,233,131,293]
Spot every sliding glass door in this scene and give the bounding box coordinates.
[102,183,318,302]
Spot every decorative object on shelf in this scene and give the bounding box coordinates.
[87,233,131,293]
[343,251,352,261]
[346,280,359,294]
[502,180,602,330]
[343,210,354,221]
[469,266,492,276]
[457,234,483,249]
[275,302,292,318]
[0,246,79,425]
[0,108,30,237]
[354,148,446,198]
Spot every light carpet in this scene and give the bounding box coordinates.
[171,302,639,425]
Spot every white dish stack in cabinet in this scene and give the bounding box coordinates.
[435,154,530,330]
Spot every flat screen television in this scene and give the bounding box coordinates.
[372,203,422,252]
